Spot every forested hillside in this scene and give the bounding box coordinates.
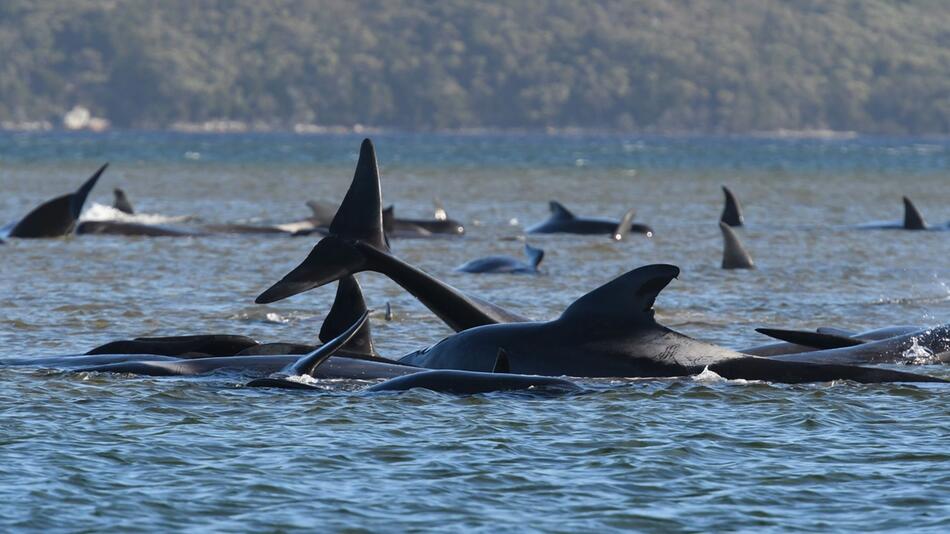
[1,0,948,133]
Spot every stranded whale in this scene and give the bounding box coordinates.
[6,163,107,238]
[456,244,544,274]
[526,201,651,239]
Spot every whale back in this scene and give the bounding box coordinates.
[902,197,927,230]
[720,185,744,227]
[719,222,755,269]
[11,163,107,238]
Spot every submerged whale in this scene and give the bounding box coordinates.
[526,201,651,239]
[857,197,947,231]
[719,222,755,269]
[720,186,744,227]
[456,244,544,274]
[6,163,107,238]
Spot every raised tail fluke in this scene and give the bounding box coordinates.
[720,185,744,227]
[719,222,755,269]
[612,208,637,241]
[288,311,370,377]
[902,197,927,230]
[11,163,107,238]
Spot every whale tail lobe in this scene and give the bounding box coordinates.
[720,186,744,227]
[11,163,108,238]
[719,222,755,269]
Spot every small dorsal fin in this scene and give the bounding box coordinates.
[902,197,927,230]
[720,186,744,227]
[113,188,135,215]
[433,199,448,221]
[290,311,370,376]
[548,201,575,220]
[318,275,376,356]
[558,264,679,326]
[719,222,755,269]
[328,139,389,250]
[524,244,544,270]
[493,348,511,373]
[612,208,637,241]
[755,328,865,349]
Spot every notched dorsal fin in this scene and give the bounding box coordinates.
[289,311,370,376]
[902,197,927,230]
[720,185,744,227]
[493,348,511,373]
[318,275,376,356]
[558,264,680,325]
[755,328,865,349]
[719,222,755,269]
[329,139,389,250]
[524,244,544,270]
[613,208,637,241]
[548,201,575,220]
[113,188,134,214]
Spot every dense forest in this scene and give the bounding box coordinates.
[1,0,948,134]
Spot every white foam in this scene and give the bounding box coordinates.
[80,202,194,225]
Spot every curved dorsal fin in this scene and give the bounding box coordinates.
[289,311,370,376]
[548,201,575,220]
[11,163,108,238]
[113,188,135,214]
[902,197,927,230]
[719,222,755,269]
[318,275,376,356]
[558,264,679,326]
[720,186,744,227]
[329,139,389,250]
[493,348,511,373]
[524,244,544,270]
[612,208,637,241]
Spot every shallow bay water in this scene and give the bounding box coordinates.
[0,132,948,531]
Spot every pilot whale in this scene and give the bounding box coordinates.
[857,197,948,231]
[6,163,107,238]
[719,222,755,269]
[456,244,544,274]
[526,201,651,239]
[720,186,744,227]
[391,264,944,383]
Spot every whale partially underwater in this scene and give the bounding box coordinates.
[255,138,945,384]
[857,197,949,231]
[719,222,755,269]
[456,244,544,274]
[526,201,651,239]
[4,163,107,238]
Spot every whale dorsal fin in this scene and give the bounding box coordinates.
[289,311,370,376]
[113,188,135,214]
[493,348,511,373]
[318,275,376,356]
[306,200,338,225]
[612,208,637,241]
[815,327,857,337]
[558,264,679,326]
[755,328,864,349]
[11,163,108,238]
[549,201,575,220]
[720,186,744,227]
[719,222,755,269]
[329,139,389,251]
[902,197,927,230]
[524,244,544,270]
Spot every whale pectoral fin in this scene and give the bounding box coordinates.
[493,349,511,373]
[720,185,744,227]
[902,197,927,230]
[755,328,865,349]
[318,275,377,356]
[710,357,946,384]
[10,162,107,238]
[612,208,637,241]
[246,378,322,390]
[548,201,576,220]
[719,222,755,269]
[289,311,370,377]
[524,244,544,270]
[328,139,390,251]
[558,264,680,325]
